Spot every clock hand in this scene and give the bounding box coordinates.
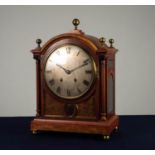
[56,64,71,74]
[70,62,89,73]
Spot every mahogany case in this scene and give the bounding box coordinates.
[30,27,119,138]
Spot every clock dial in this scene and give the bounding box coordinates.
[45,44,96,99]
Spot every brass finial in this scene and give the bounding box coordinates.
[99,37,106,46]
[109,38,114,48]
[36,39,42,48]
[72,18,80,30]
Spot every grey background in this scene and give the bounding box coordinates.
[0,6,154,116]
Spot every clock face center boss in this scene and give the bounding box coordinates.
[30,19,119,138]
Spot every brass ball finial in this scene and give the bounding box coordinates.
[109,38,114,48]
[99,37,106,46]
[72,18,80,30]
[36,39,42,48]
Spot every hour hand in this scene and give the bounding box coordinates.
[56,64,71,74]
[56,64,65,70]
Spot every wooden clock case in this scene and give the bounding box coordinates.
[30,19,119,139]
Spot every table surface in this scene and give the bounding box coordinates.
[0,116,155,150]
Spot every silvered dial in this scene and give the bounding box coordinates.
[45,44,96,99]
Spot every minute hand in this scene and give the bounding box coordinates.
[70,62,89,73]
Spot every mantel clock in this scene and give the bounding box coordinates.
[30,19,119,139]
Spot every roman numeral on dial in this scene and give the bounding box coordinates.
[76,50,80,56]
[46,70,52,74]
[77,87,82,94]
[85,70,92,74]
[83,59,90,64]
[83,80,90,86]
[56,50,60,55]
[66,47,71,54]
[56,86,61,94]
[49,79,55,86]
[67,89,71,96]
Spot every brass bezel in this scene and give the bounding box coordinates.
[44,44,97,100]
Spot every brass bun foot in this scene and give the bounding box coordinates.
[103,135,110,140]
[115,126,119,132]
[32,130,37,134]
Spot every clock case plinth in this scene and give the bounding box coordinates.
[30,29,119,137]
